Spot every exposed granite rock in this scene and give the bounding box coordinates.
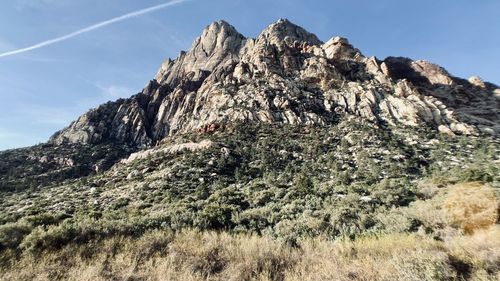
[256,18,322,47]
[50,19,500,147]
[121,139,214,164]
[26,154,75,167]
[155,20,245,85]
[323,36,362,60]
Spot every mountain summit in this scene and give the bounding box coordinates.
[50,19,499,148]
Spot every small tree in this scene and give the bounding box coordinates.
[292,171,313,197]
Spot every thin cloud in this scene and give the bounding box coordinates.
[100,85,135,99]
[79,77,135,100]
[168,34,189,49]
[0,0,192,58]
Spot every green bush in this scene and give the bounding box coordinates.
[0,221,32,250]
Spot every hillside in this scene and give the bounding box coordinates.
[0,19,499,280]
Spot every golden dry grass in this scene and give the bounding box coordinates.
[443,182,498,234]
[445,226,500,281]
[1,227,499,281]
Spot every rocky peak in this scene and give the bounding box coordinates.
[51,19,500,148]
[194,20,244,59]
[155,20,245,85]
[257,18,322,47]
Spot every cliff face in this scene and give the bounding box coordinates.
[50,19,500,147]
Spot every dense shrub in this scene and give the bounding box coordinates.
[0,221,32,250]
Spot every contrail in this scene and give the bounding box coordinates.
[0,0,190,58]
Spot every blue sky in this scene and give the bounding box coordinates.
[0,0,499,150]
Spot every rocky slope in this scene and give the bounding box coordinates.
[50,19,500,148]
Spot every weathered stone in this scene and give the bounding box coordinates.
[323,36,362,60]
[50,19,500,147]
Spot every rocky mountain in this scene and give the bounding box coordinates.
[1,19,500,280]
[49,19,500,149]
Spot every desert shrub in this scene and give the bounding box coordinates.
[110,197,130,210]
[459,165,497,183]
[323,194,376,238]
[371,178,415,206]
[0,221,32,250]
[0,143,131,192]
[273,219,317,246]
[443,182,498,234]
[1,122,499,279]
[19,214,171,253]
[415,180,442,199]
[404,195,452,235]
[0,214,70,251]
[374,207,420,233]
[291,171,313,197]
[196,204,236,229]
[24,213,70,227]
[20,222,78,252]
[233,207,272,233]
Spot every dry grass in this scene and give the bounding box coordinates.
[0,230,297,281]
[443,182,498,234]
[1,227,499,281]
[286,233,456,281]
[445,226,500,281]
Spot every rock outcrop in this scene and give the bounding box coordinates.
[50,19,500,147]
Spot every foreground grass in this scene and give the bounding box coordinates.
[0,182,498,280]
[1,227,499,281]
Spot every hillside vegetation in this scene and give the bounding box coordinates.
[0,122,499,280]
[1,182,498,280]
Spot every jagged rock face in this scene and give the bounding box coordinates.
[51,19,500,147]
[155,20,246,85]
